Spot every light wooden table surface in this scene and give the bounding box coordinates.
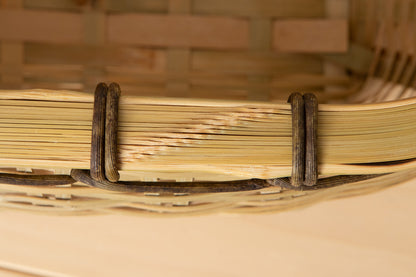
[0,178,415,277]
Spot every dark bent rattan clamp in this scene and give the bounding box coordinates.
[69,83,269,193]
[0,84,381,193]
[282,92,318,189]
[268,92,383,190]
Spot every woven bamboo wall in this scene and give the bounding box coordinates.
[0,0,350,101]
[346,0,416,104]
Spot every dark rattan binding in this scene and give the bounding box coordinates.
[90,82,107,182]
[287,92,318,187]
[304,93,318,186]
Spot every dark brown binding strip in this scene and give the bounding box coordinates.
[287,92,305,187]
[303,93,318,186]
[269,174,387,191]
[90,83,108,182]
[0,174,74,186]
[286,92,319,188]
[71,169,269,193]
[105,83,121,182]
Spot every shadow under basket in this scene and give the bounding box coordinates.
[0,0,415,215]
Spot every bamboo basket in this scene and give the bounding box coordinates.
[0,0,415,216]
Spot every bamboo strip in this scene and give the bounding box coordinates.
[192,0,325,17]
[107,13,249,49]
[273,19,348,53]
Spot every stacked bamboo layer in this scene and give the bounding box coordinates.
[1,89,416,182]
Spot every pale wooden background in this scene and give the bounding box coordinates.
[0,177,415,277]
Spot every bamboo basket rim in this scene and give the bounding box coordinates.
[0,0,415,215]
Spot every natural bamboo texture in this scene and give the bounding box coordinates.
[2,0,416,215]
[1,89,416,182]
